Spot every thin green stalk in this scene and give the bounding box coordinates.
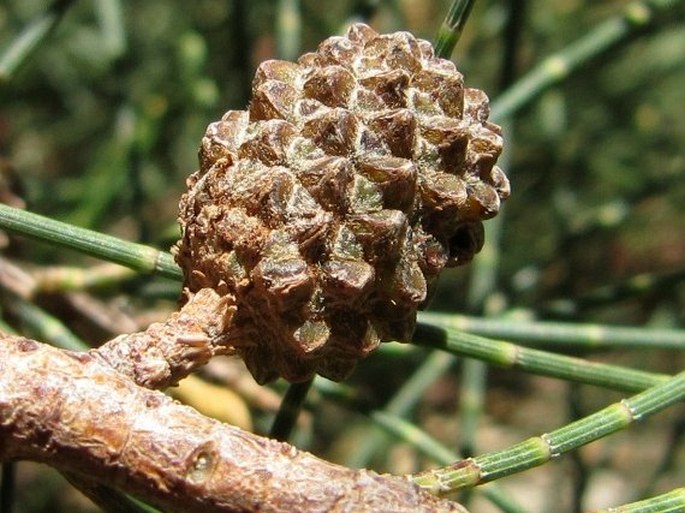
[433,0,478,59]
[33,264,138,293]
[413,323,670,393]
[458,359,487,458]
[345,350,455,468]
[64,472,159,513]
[568,384,589,512]
[411,371,685,495]
[277,0,301,61]
[490,0,682,122]
[315,380,529,513]
[418,311,685,350]
[370,410,529,513]
[544,267,685,317]
[0,204,182,281]
[0,0,77,83]
[269,378,313,442]
[456,0,522,471]
[0,318,15,335]
[369,409,456,464]
[0,462,16,513]
[636,415,685,500]
[593,487,685,513]
[1,292,88,351]
[95,0,126,59]
[67,104,136,229]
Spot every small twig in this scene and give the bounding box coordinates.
[410,370,685,495]
[433,0,478,59]
[94,287,236,389]
[0,335,467,513]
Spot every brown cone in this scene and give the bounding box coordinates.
[174,23,509,384]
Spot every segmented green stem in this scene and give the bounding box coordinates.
[0,318,15,335]
[269,378,313,442]
[490,0,683,121]
[5,296,87,351]
[0,0,77,83]
[32,264,138,293]
[277,0,301,61]
[433,0,478,59]
[458,359,487,458]
[315,381,529,513]
[345,351,455,468]
[95,0,126,59]
[413,323,669,393]
[0,462,16,513]
[544,267,685,317]
[411,371,685,495]
[0,204,181,281]
[594,487,685,513]
[64,472,158,513]
[418,311,685,350]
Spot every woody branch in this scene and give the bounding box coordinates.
[0,319,466,513]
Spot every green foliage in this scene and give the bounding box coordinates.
[1,1,683,512]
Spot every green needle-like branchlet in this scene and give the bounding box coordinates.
[269,378,313,442]
[315,380,529,513]
[414,322,670,393]
[411,371,685,495]
[0,0,77,83]
[5,294,88,352]
[433,0,477,59]
[0,204,181,281]
[491,0,682,122]
[419,311,685,350]
[593,487,685,513]
[346,350,456,468]
[277,0,301,61]
[544,267,685,317]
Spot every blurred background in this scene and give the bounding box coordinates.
[0,1,683,512]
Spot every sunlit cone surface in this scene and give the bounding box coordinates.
[175,23,509,384]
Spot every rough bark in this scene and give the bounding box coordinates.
[0,334,466,512]
[94,287,237,389]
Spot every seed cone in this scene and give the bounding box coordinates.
[174,23,509,384]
